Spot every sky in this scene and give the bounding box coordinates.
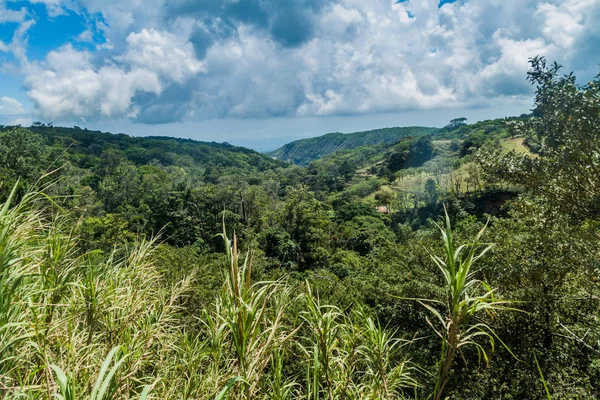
[0,0,599,151]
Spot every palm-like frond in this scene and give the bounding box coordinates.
[420,207,519,400]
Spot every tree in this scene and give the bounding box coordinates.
[405,136,435,168]
[386,136,435,173]
[424,178,439,204]
[338,158,357,182]
[472,57,600,397]
[375,188,395,207]
[335,201,376,222]
[279,185,331,269]
[444,118,467,130]
[0,128,51,197]
[339,215,395,255]
[387,150,407,173]
[476,202,600,398]
[449,139,460,152]
[478,56,600,219]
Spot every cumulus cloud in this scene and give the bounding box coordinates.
[165,0,329,49]
[23,29,203,122]
[25,44,162,120]
[0,1,35,65]
[11,0,600,123]
[0,97,25,114]
[118,29,204,83]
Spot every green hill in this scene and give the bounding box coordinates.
[25,125,286,175]
[268,126,438,165]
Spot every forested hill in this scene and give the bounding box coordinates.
[268,126,437,165]
[24,125,286,174]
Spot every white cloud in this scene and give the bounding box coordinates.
[536,2,583,49]
[75,0,165,37]
[0,1,26,23]
[25,45,163,120]
[0,62,20,75]
[13,0,600,123]
[0,0,36,66]
[7,116,33,126]
[26,0,64,16]
[476,35,550,96]
[118,29,204,83]
[8,18,36,64]
[0,97,25,114]
[23,27,204,121]
[75,29,93,42]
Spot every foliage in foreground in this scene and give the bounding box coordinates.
[1,179,517,399]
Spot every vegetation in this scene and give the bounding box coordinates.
[268,126,437,165]
[1,57,599,399]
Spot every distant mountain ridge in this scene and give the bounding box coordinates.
[268,126,438,165]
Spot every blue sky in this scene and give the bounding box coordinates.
[0,0,599,150]
[0,3,88,60]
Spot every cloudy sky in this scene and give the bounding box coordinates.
[0,0,598,150]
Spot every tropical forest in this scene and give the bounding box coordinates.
[0,56,599,399]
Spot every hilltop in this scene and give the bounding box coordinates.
[23,124,286,175]
[268,126,438,165]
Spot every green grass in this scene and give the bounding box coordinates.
[500,137,535,156]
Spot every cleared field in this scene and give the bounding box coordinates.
[351,137,531,205]
[501,137,536,156]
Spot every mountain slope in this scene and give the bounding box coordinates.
[24,125,286,174]
[268,126,438,165]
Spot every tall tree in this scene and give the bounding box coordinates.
[478,56,600,219]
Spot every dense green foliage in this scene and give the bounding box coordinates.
[268,126,437,165]
[1,58,600,399]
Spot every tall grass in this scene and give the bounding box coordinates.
[300,287,416,399]
[4,185,508,399]
[1,184,193,399]
[0,184,41,395]
[214,225,296,398]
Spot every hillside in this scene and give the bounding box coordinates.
[268,126,438,165]
[303,117,519,180]
[0,124,292,248]
[24,125,286,175]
